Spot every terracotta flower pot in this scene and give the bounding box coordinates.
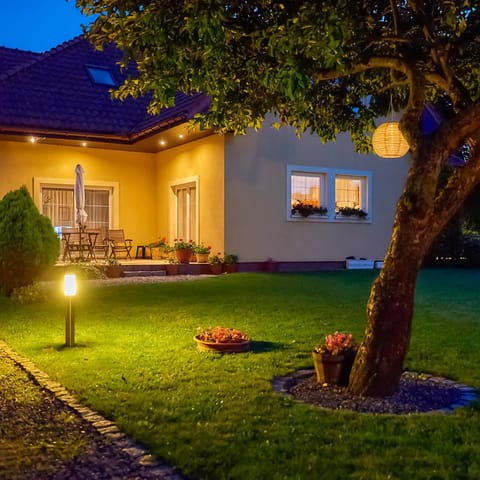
[224,263,237,273]
[175,248,192,264]
[210,263,223,275]
[196,252,209,263]
[194,336,251,353]
[165,264,179,275]
[312,351,355,386]
[105,265,124,278]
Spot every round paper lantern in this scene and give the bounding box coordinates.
[372,122,410,158]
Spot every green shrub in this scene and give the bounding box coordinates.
[10,282,49,304]
[0,186,60,295]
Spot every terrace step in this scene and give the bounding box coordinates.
[123,269,166,277]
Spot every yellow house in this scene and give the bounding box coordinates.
[0,37,409,270]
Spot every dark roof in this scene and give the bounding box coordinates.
[0,46,41,76]
[0,36,210,143]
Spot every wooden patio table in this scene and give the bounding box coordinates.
[62,231,98,262]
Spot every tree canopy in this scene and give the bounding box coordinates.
[78,1,480,151]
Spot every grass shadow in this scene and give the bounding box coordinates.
[250,340,288,353]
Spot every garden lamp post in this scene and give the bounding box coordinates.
[64,273,76,347]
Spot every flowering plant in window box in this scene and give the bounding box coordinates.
[291,201,328,217]
[337,207,368,218]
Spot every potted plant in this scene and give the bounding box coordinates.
[312,331,357,386]
[337,206,368,218]
[291,200,328,217]
[173,238,194,264]
[165,257,179,275]
[208,252,224,274]
[194,326,251,353]
[194,242,212,263]
[223,253,239,273]
[104,257,124,278]
[149,236,168,259]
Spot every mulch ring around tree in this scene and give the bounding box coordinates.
[272,369,478,415]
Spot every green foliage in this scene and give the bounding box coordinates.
[1,271,480,478]
[77,1,480,150]
[0,186,59,296]
[10,283,48,305]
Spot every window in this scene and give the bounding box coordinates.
[85,66,116,86]
[41,185,112,237]
[335,175,366,211]
[291,172,326,213]
[287,165,371,222]
[173,181,197,243]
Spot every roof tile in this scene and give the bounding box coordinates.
[0,36,210,142]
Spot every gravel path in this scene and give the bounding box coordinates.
[0,344,184,480]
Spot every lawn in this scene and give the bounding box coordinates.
[1,270,480,479]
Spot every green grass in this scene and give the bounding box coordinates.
[1,270,480,479]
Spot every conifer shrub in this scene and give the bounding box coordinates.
[0,186,60,295]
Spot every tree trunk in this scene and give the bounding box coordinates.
[347,250,421,396]
[348,144,441,397]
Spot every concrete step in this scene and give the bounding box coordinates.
[124,270,166,277]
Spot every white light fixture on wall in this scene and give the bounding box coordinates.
[372,96,410,158]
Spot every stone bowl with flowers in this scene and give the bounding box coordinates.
[312,331,358,386]
[194,326,251,353]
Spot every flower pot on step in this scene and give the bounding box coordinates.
[210,263,223,275]
[166,264,179,275]
[175,248,192,264]
[195,253,209,263]
[224,263,237,273]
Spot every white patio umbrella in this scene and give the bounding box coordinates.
[75,164,88,230]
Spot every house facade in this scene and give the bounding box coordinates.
[0,37,409,268]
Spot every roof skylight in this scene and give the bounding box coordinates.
[85,66,116,86]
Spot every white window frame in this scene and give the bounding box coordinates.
[287,165,328,220]
[286,165,372,223]
[33,177,119,228]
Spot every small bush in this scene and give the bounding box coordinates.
[10,283,48,304]
[0,186,60,295]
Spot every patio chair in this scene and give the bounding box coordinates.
[107,229,133,260]
[89,229,109,260]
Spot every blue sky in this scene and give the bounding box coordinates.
[0,1,95,52]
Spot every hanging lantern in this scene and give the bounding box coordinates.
[372,122,410,158]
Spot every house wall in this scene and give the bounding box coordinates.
[154,134,225,252]
[0,139,157,246]
[224,122,410,262]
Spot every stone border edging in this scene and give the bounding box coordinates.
[272,368,478,414]
[0,340,184,480]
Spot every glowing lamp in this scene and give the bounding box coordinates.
[63,274,76,347]
[372,122,410,158]
[63,274,77,296]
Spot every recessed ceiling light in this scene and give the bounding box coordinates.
[81,141,88,147]
[178,134,184,139]
[29,136,38,143]
[160,140,166,146]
